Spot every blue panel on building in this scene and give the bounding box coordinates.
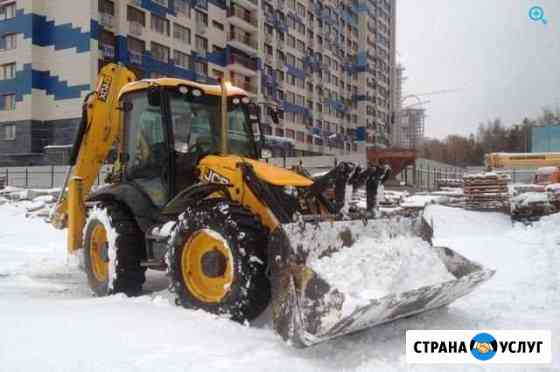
[0,10,91,53]
[355,126,366,141]
[285,64,305,79]
[0,64,90,101]
[531,125,560,152]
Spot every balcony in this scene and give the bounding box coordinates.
[227,5,258,33]
[129,21,144,36]
[234,0,258,11]
[228,53,257,76]
[101,44,115,59]
[129,50,143,65]
[227,30,257,55]
[174,0,190,15]
[100,13,115,29]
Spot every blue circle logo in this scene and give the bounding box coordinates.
[528,6,547,24]
[470,333,498,361]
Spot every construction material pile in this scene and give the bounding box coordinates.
[511,191,557,221]
[437,178,464,189]
[463,172,510,211]
[0,186,61,218]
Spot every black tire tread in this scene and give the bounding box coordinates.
[170,198,270,322]
[84,202,146,296]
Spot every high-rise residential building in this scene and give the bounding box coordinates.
[395,107,424,149]
[0,0,396,165]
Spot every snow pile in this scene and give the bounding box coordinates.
[310,235,455,305]
[511,191,550,207]
[401,193,447,208]
[546,183,560,193]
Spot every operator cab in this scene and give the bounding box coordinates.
[118,80,260,208]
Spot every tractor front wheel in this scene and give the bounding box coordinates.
[169,199,270,322]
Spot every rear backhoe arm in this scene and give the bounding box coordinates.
[50,64,136,253]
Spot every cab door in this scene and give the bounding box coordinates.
[121,91,170,207]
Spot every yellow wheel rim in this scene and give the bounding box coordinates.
[181,229,233,303]
[90,224,109,282]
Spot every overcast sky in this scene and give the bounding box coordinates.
[397,0,560,138]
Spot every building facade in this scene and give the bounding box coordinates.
[0,0,396,165]
[393,106,424,149]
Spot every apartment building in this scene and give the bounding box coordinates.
[395,107,424,149]
[0,0,395,164]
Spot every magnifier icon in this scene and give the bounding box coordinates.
[529,6,548,24]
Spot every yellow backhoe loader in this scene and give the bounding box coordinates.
[49,63,494,347]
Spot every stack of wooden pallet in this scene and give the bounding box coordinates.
[463,173,510,211]
[437,178,464,189]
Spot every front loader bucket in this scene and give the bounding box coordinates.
[268,217,495,348]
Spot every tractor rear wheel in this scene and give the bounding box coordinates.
[83,203,146,296]
[169,198,270,322]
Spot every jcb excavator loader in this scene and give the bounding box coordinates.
[50,64,494,347]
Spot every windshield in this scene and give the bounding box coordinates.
[169,90,257,159]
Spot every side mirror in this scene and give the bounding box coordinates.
[261,148,272,159]
[147,86,161,107]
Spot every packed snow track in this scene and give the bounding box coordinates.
[0,202,558,371]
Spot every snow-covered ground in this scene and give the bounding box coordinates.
[0,202,558,371]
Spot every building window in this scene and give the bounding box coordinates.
[1,94,16,111]
[127,6,145,26]
[0,63,16,80]
[212,20,224,30]
[4,124,15,140]
[151,42,170,63]
[173,23,191,44]
[195,10,208,26]
[0,2,16,21]
[128,36,145,64]
[151,14,170,36]
[194,61,208,76]
[195,35,208,53]
[1,33,17,50]
[174,50,191,69]
[99,0,115,15]
[174,0,191,16]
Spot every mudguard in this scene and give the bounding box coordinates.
[88,183,159,232]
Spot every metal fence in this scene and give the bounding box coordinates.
[397,165,465,191]
[0,165,112,189]
[0,158,468,191]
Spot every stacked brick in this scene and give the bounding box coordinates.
[463,173,510,211]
